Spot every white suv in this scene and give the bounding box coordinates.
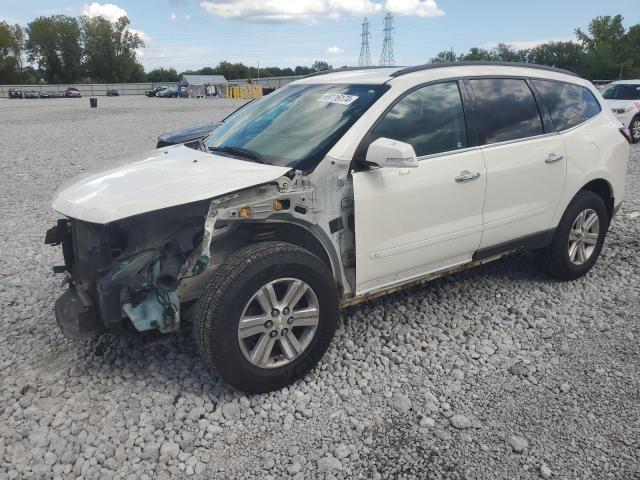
[601,80,640,143]
[47,62,631,392]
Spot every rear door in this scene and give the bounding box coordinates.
[353,81,486,295]
[467,78,566,249]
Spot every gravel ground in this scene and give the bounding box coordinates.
[1,96,639,480]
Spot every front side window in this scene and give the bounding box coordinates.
[601,83,640,100]
[203,83,388,171]
[469,78,544,144]
[532,80,601,131]
[369,81,468,157]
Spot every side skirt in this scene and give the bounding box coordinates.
[341,228,555,309]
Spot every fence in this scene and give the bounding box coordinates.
[0,76,305,98]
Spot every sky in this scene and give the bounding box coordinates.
[2,0,639,72]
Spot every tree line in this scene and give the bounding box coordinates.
[430,15,640,80]
[0,14,144,84]
[1,13,638,85]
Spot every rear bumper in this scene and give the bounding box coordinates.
[55,287,105,340]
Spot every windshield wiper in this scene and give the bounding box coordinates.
[207,145,266,164]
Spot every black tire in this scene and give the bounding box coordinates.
[537,190,608,280]
[630,116,640,144]
[194,241,339,393]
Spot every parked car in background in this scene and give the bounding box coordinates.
[156,122,223,148]
[46,63,630,393]
[64,87,81,98]
[106,89,120,96]
[155,87,178,98]
[23,90,39,99]
[602,80,640,143]
[39,91,52,99]
[54,91,65,98]
[155,100,253,148]
[8,89,23,99]
[145,86,167,97]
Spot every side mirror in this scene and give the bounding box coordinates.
[365,138,419,169]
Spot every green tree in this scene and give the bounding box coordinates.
[81,15,144,82]
[429,49,457,63]
[311,60,332,72]
[25,15,82,83]
[146,67,179,82]
[575,15,629,79]
[0,21,24,83]
[458,47,494,61]
[527,41,585,73]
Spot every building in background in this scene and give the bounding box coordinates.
[179,75,228,98]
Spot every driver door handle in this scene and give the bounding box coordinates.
[545,153,564,164]
[455,170,481,183]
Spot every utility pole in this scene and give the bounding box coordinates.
[379,13,395,67]
[358,17,371,67]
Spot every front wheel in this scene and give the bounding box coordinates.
[537,190,608,280]
[194,241,339,393]
[630,116,640,144]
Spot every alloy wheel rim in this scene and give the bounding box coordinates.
[632,120,640,140]
[567,208,600,266]
[238,278,319,369]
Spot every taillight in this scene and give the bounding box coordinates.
[619,127,632,143]
[635,101,640,112]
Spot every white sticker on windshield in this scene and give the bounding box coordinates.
[318,93,359,105]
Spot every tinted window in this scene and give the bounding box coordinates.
[469,78,544,144]
[601,83,640,100]
[533,80,600,131]
[370,81,468,157]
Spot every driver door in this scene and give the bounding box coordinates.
[352,81,487,295]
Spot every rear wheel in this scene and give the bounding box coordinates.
[537,190,608,280]
[194,241,339,393]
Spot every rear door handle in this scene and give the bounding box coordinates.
[455,170,480,183]
[545,153,564,164]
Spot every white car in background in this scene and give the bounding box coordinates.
[46,62,631,393]
[602,80,640,143]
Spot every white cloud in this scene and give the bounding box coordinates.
[169,12,177,20]
[127,28,151,42]
[484,38,573,50]
[81,2,127,22]
[185,14,192,21]
[200,0,443,23]
[325,46,344,55]
[383,0,443,17]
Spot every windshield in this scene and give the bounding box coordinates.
[602,84,640,100]
[203,83,388,171]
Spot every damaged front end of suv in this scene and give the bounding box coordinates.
[45,143,303,340]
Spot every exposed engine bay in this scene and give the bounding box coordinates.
[46,167,356,339]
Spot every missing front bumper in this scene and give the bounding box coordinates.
[55,287,105,340]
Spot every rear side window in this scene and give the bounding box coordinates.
[469,78,544,144]
[370,81,468,157]
[532,80,601,131]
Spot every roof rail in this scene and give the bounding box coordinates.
[303,66,400,79]
[390,61,579,78]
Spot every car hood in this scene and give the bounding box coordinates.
[52,145,291,224]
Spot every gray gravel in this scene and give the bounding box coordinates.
[1,96,639,480]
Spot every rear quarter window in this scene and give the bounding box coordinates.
[532,80,601,131]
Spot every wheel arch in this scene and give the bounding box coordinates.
[215,220,344,292]
[579,178,614,223]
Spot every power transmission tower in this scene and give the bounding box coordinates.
[379,13,395,66]
[358,17,371,66]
